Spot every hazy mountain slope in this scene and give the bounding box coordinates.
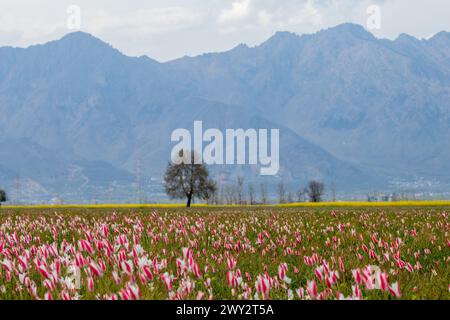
[0,138,134,201]
[169,24,450,179]
[0,29,381,202]
[1,24,450,202]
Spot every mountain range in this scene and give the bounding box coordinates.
[1,23,450,203]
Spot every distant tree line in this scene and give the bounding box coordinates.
[208,178,325,205]
[163,150,326,207]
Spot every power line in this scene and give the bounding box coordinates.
[135,158,144,204]
[13,174,22,205]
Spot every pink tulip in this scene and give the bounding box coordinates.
[306,280,317,299]
[87,277,94,292]
[389,282,401,298]
[376,271,389,292]
[89,261,103,278]
[161,272,173,291]
[44,291,53,301]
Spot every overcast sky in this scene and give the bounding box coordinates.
[0,0,449,61]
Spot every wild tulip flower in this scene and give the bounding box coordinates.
[389,282,401,298]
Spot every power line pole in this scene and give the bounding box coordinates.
[135,158,144,204]
[13,174,22,205]
[330,182,336,202]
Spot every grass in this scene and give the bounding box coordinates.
[0,206,448,300]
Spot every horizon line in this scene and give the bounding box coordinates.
[2,22,449,63]
[4,200,450,210]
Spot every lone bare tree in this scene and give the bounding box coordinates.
[307,181,324,203]
[297,187,308,202]
[260,183,268,205]
[277,182,286,204]
[223,185,234,205]
[207,188,219,205]
[236,176,244,205]
[248,182,256,205]
[287,192,294,204]
[164,150,216,207]
[0,189,6,208]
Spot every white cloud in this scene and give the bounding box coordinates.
[0,0,450,61]
[217,0,324,34]
[219,0,252,24]
[284,0,323,27]
[88,7,203,35]
[257,10,272,26]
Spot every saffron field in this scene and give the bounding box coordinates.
[0,207,448,300]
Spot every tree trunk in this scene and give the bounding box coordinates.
[186,195,192,208]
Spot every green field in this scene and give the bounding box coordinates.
[0,207,448,300]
